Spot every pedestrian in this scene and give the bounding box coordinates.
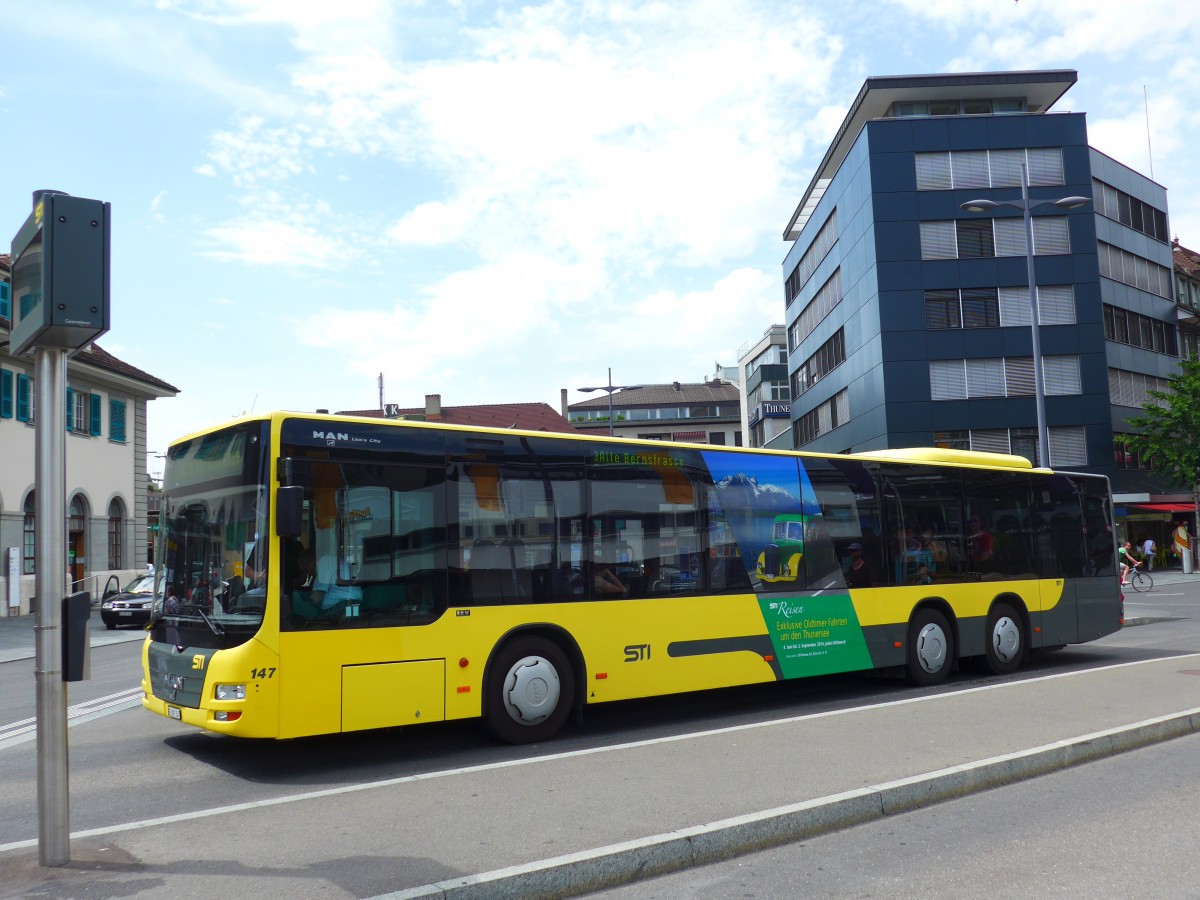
[1174,522,1190,565]
[1142,536,1156,571]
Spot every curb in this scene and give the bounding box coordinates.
[375,707,1200,900]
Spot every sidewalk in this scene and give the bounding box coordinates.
[0,609,145,665]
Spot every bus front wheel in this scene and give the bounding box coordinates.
[906,608,954,686]
[983,602,1023,676]
[485,637,575,744]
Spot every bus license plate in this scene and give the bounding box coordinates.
[167,706,181,720]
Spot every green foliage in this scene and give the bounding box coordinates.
[1116,356,1200,487]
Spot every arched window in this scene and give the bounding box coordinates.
[108,499,125,569]
[69,496,86,533]
[23,493,35,575]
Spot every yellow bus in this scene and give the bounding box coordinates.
[141,412,1122,743]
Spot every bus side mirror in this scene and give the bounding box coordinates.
[276,486,303,538]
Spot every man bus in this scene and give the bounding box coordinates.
[141,412,1121,743]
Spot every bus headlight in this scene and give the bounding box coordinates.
[214,683,246,701]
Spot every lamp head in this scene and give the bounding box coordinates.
[1053,196,1091,210]
[960,199,999,213]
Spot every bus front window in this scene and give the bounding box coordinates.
[151,422,271,649]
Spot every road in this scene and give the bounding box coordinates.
[0,580,1196,898]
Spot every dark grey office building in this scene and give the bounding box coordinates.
[781,70,1184,511]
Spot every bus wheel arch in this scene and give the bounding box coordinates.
[984,596,1027,676]
[483,627,581,744]
[905,601,956,686]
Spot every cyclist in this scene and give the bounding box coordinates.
[1118,541,1142,586]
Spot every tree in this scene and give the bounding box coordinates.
[1116,355,1200,568]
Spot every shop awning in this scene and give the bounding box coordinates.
[1127,503,1195,512]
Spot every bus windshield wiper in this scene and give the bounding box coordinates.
[194,606,226,638]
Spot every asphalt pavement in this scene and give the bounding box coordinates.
[1,572,1198,899]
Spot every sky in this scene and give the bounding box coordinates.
[3,0,1198,477]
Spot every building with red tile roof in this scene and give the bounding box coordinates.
[1,253,178,613]
[338,394,578,434]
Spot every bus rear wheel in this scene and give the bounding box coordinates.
[906,608,954,686]
[485,636,574,744]
[984,602,1023,676]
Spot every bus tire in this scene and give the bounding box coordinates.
[906,608,954,686]
[485,636,574,744]
[984,602,1023,676]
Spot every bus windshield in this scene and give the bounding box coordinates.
[150,421,271,649]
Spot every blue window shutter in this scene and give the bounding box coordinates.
[110,399,127,442]
[0,282,10,320]
[17,375,31,422]
[90,393,102,436]
[66,387,74,432]
[0,370,11,419]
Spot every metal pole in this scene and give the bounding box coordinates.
[607,368,615,437]
[34,346,70,866]
[1022,164,1050,468]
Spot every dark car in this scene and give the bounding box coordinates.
[100,573,156,629]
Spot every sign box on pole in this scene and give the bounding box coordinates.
[9,192,110,357]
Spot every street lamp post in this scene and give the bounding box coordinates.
[578,368,643,437]
[960,164,1090,467]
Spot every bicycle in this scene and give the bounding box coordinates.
[1125,566,1153,593]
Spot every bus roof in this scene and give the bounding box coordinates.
[168,412,1048,474]
[848,447,1041,470]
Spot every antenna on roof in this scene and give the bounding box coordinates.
[1144,85,1154,179]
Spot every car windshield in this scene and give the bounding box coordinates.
[123,574,155,594]
[149,422,271,650]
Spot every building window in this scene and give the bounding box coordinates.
[1103,304,1178,356]
[1098,241,1172,299]
[1048,426,1087,467]
[957,220,995,258]
[785,210,838,306]
[1108,367,1170,408]
[915,147,1062,191]
[937,426,1085,467]
[921,217,1069,260]
[927,286,1075,330]
[1113,433,1153,470]
[1092,178,1169,242]
[23,492,35,575]
[895,98,1025,119]
[794,389,849,447]
[930,357,1081,400]
[789,269,843,349]
[792,329,846,397]
[66,389,102,436]
[108,500,124,569]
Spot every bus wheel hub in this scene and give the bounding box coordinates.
[504,655,561,725]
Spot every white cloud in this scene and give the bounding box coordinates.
[202,208,357,268]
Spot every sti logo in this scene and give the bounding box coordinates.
[313,430,349,446]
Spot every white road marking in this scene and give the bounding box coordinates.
[0,687,142,749]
